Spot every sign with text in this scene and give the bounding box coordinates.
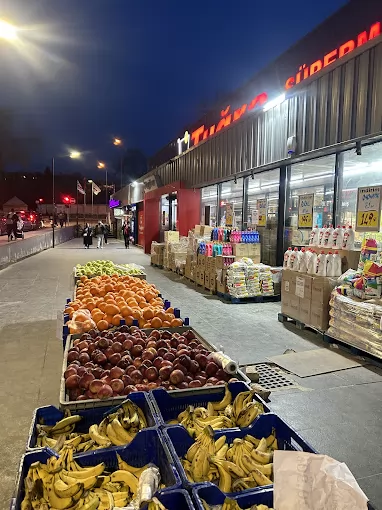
[257,199,267,227]
[225,203,233,228]
[298,194,314,228]
[356,186,382,232]
[252,209,259,226]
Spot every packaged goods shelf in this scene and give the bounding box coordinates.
[27,391,155,450]
[13,429,181,510]
[217,291,281,304]
[150,381,270,429]
[59,326,250,411]
[163,413,317,494]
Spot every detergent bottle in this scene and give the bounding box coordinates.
[283,247,293,269]
[318,225,327,247]
[309,225,320,247]
[298,248,308,273]
[331,225,343,249]
[342,225,355,250]
[307,250,317,274]
[316,251,327,276]
[289,248,300,271]
[323,224,334,248]
[332,250,342,276]
[325,251,333,276]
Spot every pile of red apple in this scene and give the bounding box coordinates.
[64,325,238,401]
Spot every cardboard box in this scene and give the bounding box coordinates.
[216,268,228,294]
[281,294,292,316]
[299,297,311,324]
[311,276,335,304]
[200,225,213,237]
[205,257,216,272]
[310,304,330,331]
[247,244,261,257]
[204,272,210,289]
[194,225,202,235]
[215,256,225,270]
[164,231,179,244]
[295,274,312,300]
[199,270,205,286]
[232,244,249,257]
[282,269,296,295]
[209,272,217,292]
[197,254,206,268]
[250,255,261,264]
[289,295,300,320]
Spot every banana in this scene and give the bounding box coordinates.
[46,487,73,509]
[256,437,268,452]
[106,423,126,446]
[116,454,148,475]
[250,448,273,464]
[62,462,105,479]
[98,418,108,437]
[53,475,83,498]
[222,498,242,510]
[207,402,217,417]
[231,478,252,492]
[89,424,111,447]
[212,385,232,411]
[214,435,226,452]
[136,405,148,428]
[148,497,167,510]
[110,417,135,444]
[250,467,273,487]
[216,444,229,459]
[186,441,199,462]
[232,391,250,419]
[241,454,273,477]
[215,461,232,492]
[236,403,259,428]
[191,446,210,482]
[110,470,138,495]
[79,495,99,510]
[209,456,246,479]
[113,491,128,506]
[244,434,259,447]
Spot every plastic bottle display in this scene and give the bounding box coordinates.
[307,250,317,274]
[323,225,334,248]
[325,251,334,276]
[331,225,343,249]
[342,225,355,250]
[316,251,327,276]
[309,225,320,247]
[331,251,342,277]
[283,247,292,268]
[318,225,327,247]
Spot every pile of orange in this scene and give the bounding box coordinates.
[65,274,183,332]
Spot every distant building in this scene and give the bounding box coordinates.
[3,196,28,213]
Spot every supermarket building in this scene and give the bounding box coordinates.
[111,0,382,263]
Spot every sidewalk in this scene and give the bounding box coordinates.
[0,238,381,509]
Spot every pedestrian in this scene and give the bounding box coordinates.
[103,223,109,245]
[64,212,68,227]
[12,209,18,240]
[83,223,92,249]
[6,209,15,241]
[59,213,64,228]
[122,220,131,249]
[16,215,24,239]
[95,220,105,249]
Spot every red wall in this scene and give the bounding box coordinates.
[143,182,201,253]
[137,205,145,247]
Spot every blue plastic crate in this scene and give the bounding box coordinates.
[193,485,273,509]
[13,429,181,510]
[150,381,270,430]
[27,391,156,451]
[163,413,317,494]
[141,489,196,510]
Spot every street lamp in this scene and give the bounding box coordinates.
[0,20,17,41]
[52,150,81,247]
[113,138,124,188]
[97,162,109,220]
[113,138,122,146]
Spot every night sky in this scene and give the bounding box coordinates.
[1,0,348,176]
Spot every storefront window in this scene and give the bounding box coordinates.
[285,155,335,248]
[219,178,243,229]
[245,168,280,266]
[337,142,382,246]
[201,185,218,226]
[160,193,177,231]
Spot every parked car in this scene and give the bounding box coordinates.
[16,211,38,231]
[0,216,6,235]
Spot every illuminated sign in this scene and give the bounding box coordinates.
[109,199,121,208]
[178,92,268,153]
[285,22,381,90]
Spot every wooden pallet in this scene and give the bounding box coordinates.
[150,263,163,269]
[217,292,281,304]
[322,333,382,367]
[277,312,325,337]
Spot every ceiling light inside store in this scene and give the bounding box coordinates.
[263,94,286,112]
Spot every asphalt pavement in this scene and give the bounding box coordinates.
[0,237,381,509]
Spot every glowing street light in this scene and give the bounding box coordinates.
[0,20,17,41]
[97,161,105,169]
[69,150,81,159]
[113,137,122,146]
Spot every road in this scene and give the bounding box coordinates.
[0,238,381,509]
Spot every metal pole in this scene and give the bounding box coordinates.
[52,156,55,248]
[120,152,123,189]
[76,184,79,234]
[105,168,108,223]
[91,182,94,219]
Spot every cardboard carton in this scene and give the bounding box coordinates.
[232,244,249,257]
[164,231,180,244]
[299,297,311,324]
[204,272,210,289]
[247,244,261,257]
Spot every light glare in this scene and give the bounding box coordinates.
[69,150,81,159]
[0,20,17,41]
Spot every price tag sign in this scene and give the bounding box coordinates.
[295,276,305,298]
[257,199,267,227]
[252,210,259,226]
[225,203,233,228]
[356,186,382,232]
[298,194,314,229]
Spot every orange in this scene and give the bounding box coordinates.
[165,313,175,322]
[105,304,119,316]
[90,286,99,296]
[75,312,89,322]
[143,308,154,320]
[125,315,134,326]
[99,302,107,313]
[138,318,146,328]
[65,307,74,316]
[166,307,174,315]
[143,322,151,328]
[91,307,101,317]
[151,317,162,328]
[162,321,171,327]
[112,314,123,326]
[171,318,183,327]
[105,283,114,293]
[156,310,166,321]
[105,314,114,325]
[120,306,133,318]
[98,287,106,297]
[92,311,104,323]
[97,319,109,331]
[132,309,142,320]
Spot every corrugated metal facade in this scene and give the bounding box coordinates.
[148,40,382,189]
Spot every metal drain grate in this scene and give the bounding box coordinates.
[250,363,297,390]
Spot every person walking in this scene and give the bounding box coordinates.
[95,220,105,249]
[6,209,16,241]
[59,212,65,228]
[83,223,92,249]
[122,220,131,249]
[103,223,109,245]
[16,215,24,239]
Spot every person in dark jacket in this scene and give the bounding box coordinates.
[122,221,131,249]
[83,223,92,249]
[103,223,109,245]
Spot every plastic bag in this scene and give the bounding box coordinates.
[67,309,96,334]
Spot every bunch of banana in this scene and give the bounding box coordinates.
[147,497,168,510]
[169,387,264,438]
[181,426,278,493]
[36,400,147,453]
[202,499,273,510]
[21,447,153,510]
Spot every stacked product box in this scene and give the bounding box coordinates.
[282,269,336,330]
[151,242,166,266]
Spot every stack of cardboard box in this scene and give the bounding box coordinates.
[281,269,335,330]
[150,242,165,267]
[232,243,261,262]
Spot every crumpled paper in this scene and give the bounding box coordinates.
[274,450,368,510]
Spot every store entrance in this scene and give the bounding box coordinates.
[160,192,178,235]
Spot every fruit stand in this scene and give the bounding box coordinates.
[10,263,377,510]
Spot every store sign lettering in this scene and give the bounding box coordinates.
[109,199,120,208]
[285,21,381,90]
[180,92,268,152]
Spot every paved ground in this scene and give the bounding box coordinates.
[1,238,382,509]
